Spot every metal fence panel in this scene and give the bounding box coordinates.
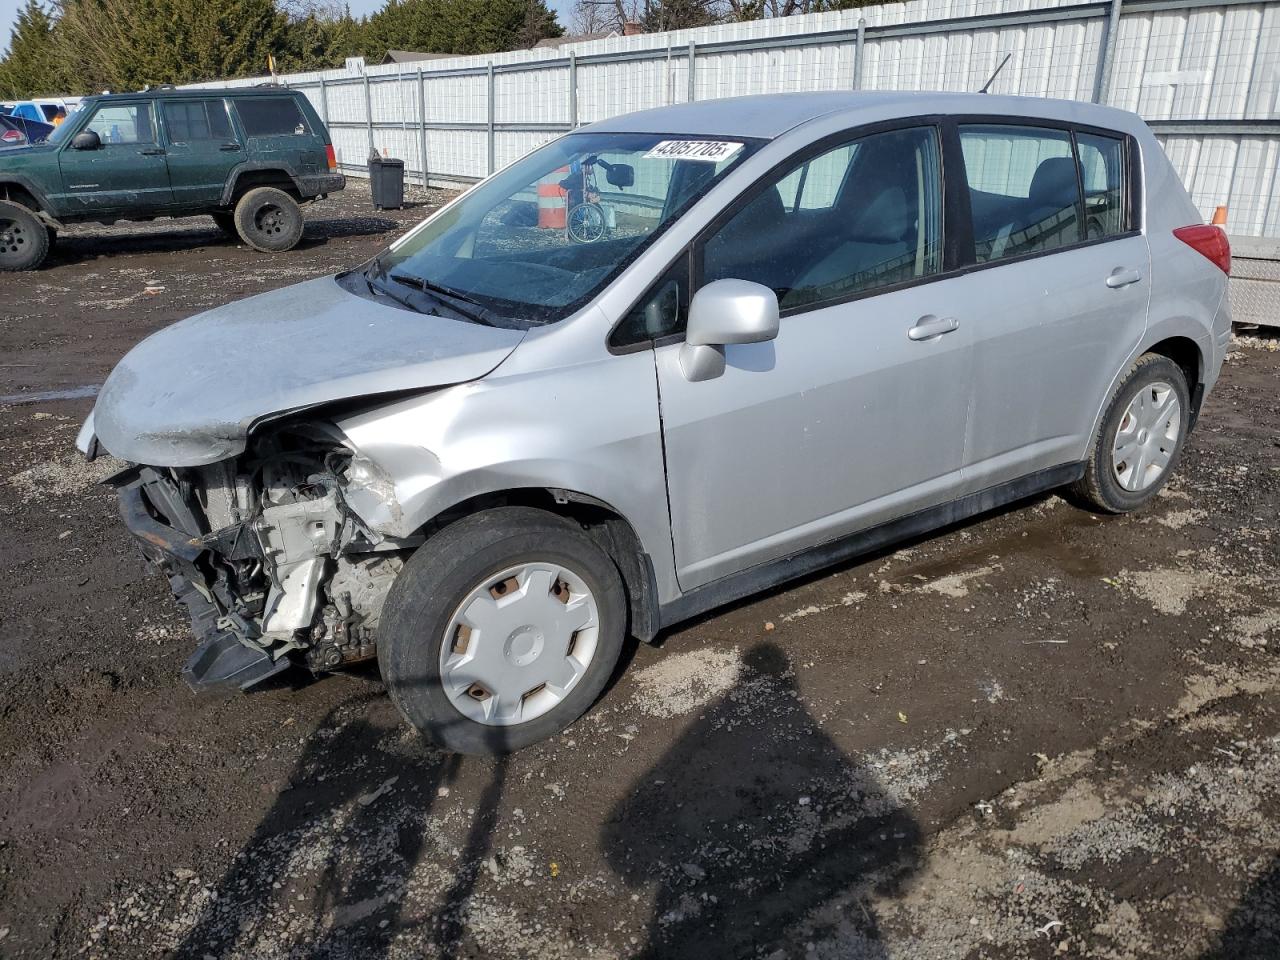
[187,0,1280,237]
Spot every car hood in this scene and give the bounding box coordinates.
[92,275,526,466]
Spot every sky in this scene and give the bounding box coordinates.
[0,0,578,54]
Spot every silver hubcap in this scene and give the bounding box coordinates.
[439,562,599,726]
[1112,381,1181,492]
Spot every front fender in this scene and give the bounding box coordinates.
[332,354,681,606]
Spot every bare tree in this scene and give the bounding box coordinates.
[570,0,642,34]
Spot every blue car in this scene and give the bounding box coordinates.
[0,114,55,146]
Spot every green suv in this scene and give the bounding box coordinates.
[0,88,345,270]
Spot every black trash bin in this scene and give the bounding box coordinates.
[369,156,405,210]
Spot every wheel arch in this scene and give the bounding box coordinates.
[1086,321,1212,453]
[221,165,303,207]
[0,178,57,223]
[409,486,662,645]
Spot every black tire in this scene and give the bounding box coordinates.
[0,200,50,271]
[378,507,627,755]
[232,187,303,253]
[1070,353,1191,514]
[211,211,237,238]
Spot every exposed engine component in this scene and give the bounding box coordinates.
[116,422,419,692]
[307,555,405,670]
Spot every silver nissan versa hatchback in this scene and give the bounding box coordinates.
[80,92,1231,754]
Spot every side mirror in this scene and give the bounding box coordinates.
[679,279,780,382]
[606,163,635,188]
[71,129,100,150]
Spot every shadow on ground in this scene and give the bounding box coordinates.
[1202,853,1280,960]
[171,643,922,957]
[603,643,923,958]
[46,215,401,265]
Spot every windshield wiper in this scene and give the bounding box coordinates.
[388,272,493,326]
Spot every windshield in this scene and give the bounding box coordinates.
[374,132,763,326]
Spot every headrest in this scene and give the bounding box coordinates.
[1028,157,1078,209]
[850,186,912,243]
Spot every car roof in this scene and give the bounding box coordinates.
[81,87,302,105]
[581,91,1143,141]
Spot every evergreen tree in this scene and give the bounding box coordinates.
[362,0,559,62]
[0,0,58,98]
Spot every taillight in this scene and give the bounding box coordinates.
[1,129,25,144]
[325,144,337,173]
[1174,224,1231,275]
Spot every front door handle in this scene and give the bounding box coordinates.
[140,147,165,156]
[907,315,960,341]
[1105,267,1143,288]
[219,142,241,151]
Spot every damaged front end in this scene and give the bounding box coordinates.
[111,422,419,692]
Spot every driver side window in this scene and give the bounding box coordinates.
[83,103,154,145]
[700,126,943,312]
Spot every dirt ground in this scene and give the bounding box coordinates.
[1,182,1279,960]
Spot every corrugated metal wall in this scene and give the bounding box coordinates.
[192,0,1280,237]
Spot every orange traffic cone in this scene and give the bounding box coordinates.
[1212,205,1228,226]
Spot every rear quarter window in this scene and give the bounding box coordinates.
[234,97,311,138]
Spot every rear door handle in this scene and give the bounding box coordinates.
[140,147,165,156]
[219,142,241,151]
[908,315,960,341]
[1105,268,1143,288]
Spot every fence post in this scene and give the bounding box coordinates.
[853,18,866,90]
[399,66,407,148]
[687,41,697,102]
[486,62,496,176]
[363,72,374,158]
[568,50,578,128]
[1093,0,1124,104]
[418,68,429,189]
[318,76,329,128]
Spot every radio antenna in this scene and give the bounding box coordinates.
[979,53,1012,94]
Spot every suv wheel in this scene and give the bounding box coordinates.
[0,200,50,271]
[378,507,627,755]
[1071,353,1191,513]
[210,211,237,238]
[232,187,304,253]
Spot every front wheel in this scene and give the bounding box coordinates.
[1070,353,1191,513]
[377,507,627,754]
[0,200,50,271]
[233,187,304,253]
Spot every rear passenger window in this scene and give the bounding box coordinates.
[163,100,232,143]
[701,126,943,311]
[1076,132,1127,239]
[234,97,310,137]
[960,125,1081,263]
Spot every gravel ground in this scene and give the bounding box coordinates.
[1,183,1278,959]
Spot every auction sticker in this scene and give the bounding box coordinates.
[644,140,743,162]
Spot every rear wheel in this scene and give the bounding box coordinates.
[0,200,49,271]
[378,507,627,754]
[232,187,303,253]
[1071,353,1190,513]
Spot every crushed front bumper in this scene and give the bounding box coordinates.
[114,470,291,692]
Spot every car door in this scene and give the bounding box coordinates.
[159,98,242,206]
[953,123,1149,492]
[56,100,172,213]
[649,124,975,591]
